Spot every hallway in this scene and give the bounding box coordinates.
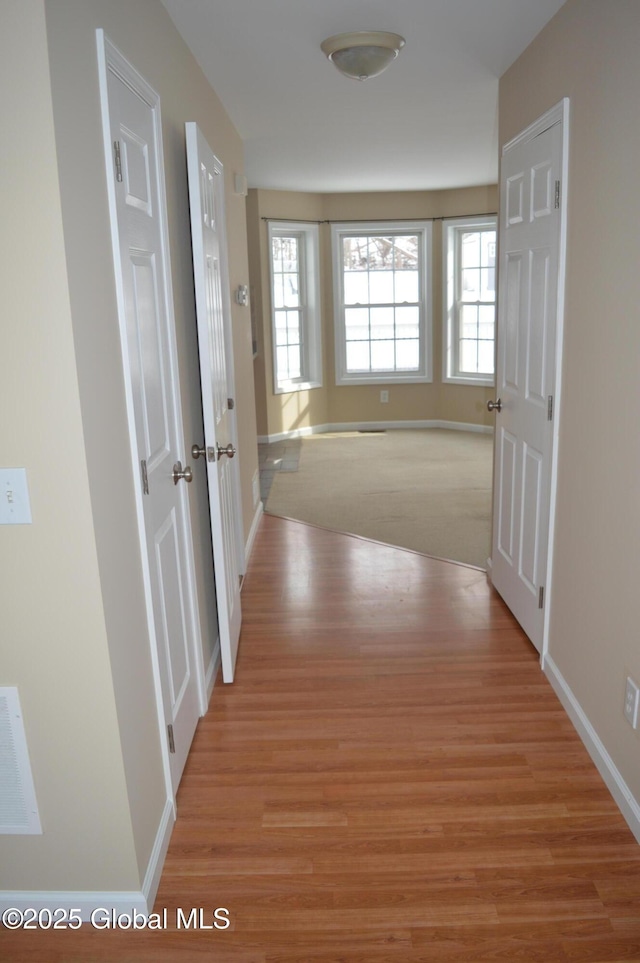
[4,515,640,961]
[155,514,640,960]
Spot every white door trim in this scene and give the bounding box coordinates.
[500,97,570,665]
[96,30,207,808]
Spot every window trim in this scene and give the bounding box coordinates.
[331,220,433,386]
[268,220,322,395]
[442,215,497,387]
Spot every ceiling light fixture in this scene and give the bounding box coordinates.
[320,31,405,82]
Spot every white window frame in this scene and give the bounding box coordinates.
[332,221,433,386]
[442,215,497,387]
[268,221,322,395]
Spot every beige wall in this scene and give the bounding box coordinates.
[0,0,138,891]
[249,186,498,439]
[1,0,258,897]
[501,0,640,804]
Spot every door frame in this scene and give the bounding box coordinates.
[496,97,570,665]
[96,30,208,807]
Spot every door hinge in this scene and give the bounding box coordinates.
[114,140,123,182]
[547,395,554,421]
[538,586,545,609]
[554,180,560,209]
[227,397,235,410]
[167,724,175,754]
[141,459,149,495]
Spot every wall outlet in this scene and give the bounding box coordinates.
[624,676,640,729]
[380,390,389,403]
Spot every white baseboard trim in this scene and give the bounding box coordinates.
[244,500,263,563]
[205,639,221,702]
[0,797,177,921]
[544,654,640,844]
[258,420,493,444]
[0,890,149,921]
[141,796,175,911]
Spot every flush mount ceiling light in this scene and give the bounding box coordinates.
[320,31,406,82]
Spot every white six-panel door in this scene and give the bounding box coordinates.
[97,34,205,796]
[185,123,243,683]
[490,106,567,653]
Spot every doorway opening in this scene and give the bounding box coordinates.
[251,99,569,658]
[261,428,493,569]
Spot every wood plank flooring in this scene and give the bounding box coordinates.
[3,514,640,962]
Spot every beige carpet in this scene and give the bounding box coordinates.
[265,429,493,568]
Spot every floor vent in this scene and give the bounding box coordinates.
[0,687,42,834]
[357,429,386,433]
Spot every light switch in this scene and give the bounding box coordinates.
[0,469,32,524]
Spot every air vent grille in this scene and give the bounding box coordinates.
[0,687,42,834]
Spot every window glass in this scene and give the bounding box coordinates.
[443,217,496,384]
[334,223,431,384]
[269,224,322,393]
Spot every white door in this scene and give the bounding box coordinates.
[490,103,567,653]
[97,34,205,795]
[185,123,243,683]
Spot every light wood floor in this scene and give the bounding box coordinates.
[4,514,640,961]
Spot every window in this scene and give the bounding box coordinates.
[268,221,322,394]
[443,216,497,385]
[331,221,432,385]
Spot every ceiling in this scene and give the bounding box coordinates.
[160,0,567,194]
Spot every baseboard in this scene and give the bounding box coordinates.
[0,890,149,922]
[258,420,493,444]
[544,654,640,845]
[141,796,175,912]
[205,639,221,702]
[0,798,175,921]
[245,500,263,563]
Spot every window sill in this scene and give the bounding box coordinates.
[443,376,495,388]
[274,380,322,396]
[336,374,433,387]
